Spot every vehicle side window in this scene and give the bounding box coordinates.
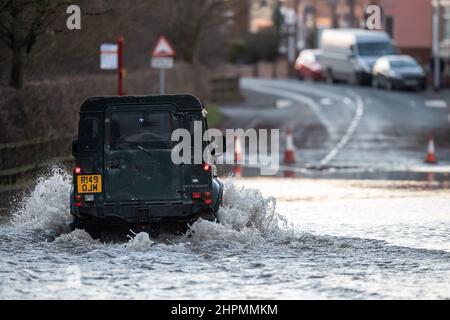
[79,118,99,152]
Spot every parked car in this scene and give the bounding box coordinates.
[70,95,224,239]
[319,29,395,85]
[372,55,426,91]
[295,49,324,81]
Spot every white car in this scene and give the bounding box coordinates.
[372,55,426,91]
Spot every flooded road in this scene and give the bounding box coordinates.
[0,169,449,299]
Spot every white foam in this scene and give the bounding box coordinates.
[11,167,73,234]
[125,232,155,251]
[54,229,99,246]
[188,180,294,245]
[7,169,296,249]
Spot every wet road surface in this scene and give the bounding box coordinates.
[223,78,450,176]
[0,170,449,299]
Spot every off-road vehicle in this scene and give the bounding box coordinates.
[70,95,224,238]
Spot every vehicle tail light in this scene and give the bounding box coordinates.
[192,192,202,199]
[74,167,81,174]
[75,194,82,207]
[204,192,212,205]
[202,163,212,172]
[84,195,95,202]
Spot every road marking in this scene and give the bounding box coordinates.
[320,98,332,105]
[425,100,448,109]
[276,99,293,109]
[319,91,365,167]
[242,80,336,138]
[242,79,365,168]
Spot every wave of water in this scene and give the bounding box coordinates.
[9,167,73,236]
[7,168,298,250]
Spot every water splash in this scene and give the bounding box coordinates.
[187,180,294,246]
[53,229,101,249]
[6,167,296,249]
[125,232,155,251]
[10,166,73,235]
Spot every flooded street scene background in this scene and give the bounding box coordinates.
[1,169,449,300]
[2,0,450,302]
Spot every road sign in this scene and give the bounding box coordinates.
[100,43,118,70]
[151,36,175,70]
[152,36,176,58]
[151,36,176,95]
[151,57,174,69]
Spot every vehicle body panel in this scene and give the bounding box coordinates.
[70,95,224,238]
[372,55,426,91]
[295,49,325,81]
[319,29,395,85]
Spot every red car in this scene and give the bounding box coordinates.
[295,49,324,81]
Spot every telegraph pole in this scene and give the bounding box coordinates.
[432,0,441,91]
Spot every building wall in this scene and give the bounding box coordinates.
[380,0,432,63]
[249,0,278,33]
[381,0,432,48]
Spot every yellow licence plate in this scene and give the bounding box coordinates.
[77,175,102,194]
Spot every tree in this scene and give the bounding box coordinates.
[167,0,243,64]
[0,0,72,89]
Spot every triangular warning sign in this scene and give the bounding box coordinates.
[152,36,176,58]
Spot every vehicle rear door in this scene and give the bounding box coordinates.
[104,104,182,203]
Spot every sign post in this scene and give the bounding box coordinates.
[151,36,176,95]
[118,36,125,96]
[100,36,125,96]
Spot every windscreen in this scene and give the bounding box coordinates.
[110,111,172,150]
[358,42,395,57]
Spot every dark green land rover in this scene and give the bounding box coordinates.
[70,95,224,238]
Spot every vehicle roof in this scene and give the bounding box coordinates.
[80,94,205,113]
[301,49,323,55]
[321,28,391,47]
[381,55,416,61]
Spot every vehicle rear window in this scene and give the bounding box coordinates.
[390,60,418,68]
[79,118,99,151]
[110,111,172,150]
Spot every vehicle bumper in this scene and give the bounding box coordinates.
[71,202,215,226]
[393,77,426,89]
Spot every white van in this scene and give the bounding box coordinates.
[319,29,395,85]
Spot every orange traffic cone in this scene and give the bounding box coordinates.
[233,135,243,177]
[283,128,296,178]
[284,128,296,164]
[425,136,437,164]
